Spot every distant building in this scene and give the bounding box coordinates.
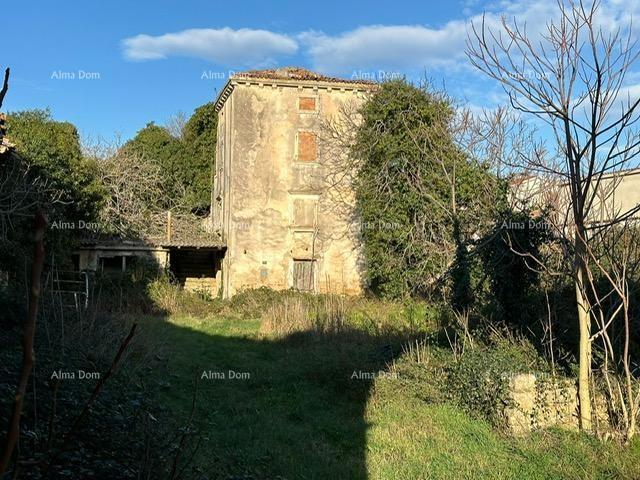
[212,67,376,298]
[511,169,640,229]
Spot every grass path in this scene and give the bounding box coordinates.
[143,315,640,480]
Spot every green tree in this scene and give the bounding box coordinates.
[182,102,217,212]
[1,109,104,276]
[352,80,495,299]
[7,109,104,223]
[122,103,217,213]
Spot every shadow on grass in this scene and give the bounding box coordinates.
[2,264,429,479]
[145,315,416,480]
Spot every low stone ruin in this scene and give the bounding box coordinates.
[504,373,611,435]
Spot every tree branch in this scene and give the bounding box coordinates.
[0,68,10,111]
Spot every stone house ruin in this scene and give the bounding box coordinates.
[211,68,376,298]
[41,66,640,301]
[75,67,374,299]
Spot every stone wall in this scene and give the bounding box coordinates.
[504,373,611,435]
[184,277,217,297]
[505,374,577,434]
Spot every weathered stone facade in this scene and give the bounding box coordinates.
[213,68,375,298]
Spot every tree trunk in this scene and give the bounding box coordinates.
[0,209,46,475]
[574,234,593,431]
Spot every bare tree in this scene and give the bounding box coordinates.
[165,111,188,139]
[570,186,640,440]
[97,148,168,238]
[85,136,214,244]
[467,0,640,435]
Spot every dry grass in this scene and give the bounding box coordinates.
[259,294,346,337]
[257,289,441,340]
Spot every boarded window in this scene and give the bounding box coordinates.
[299,97,316,111]
[293,198,317,227]
[293,259,315,291]
[292,231,314,258]
[297,132,317,162]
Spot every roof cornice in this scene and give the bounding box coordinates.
[214,77,377,112]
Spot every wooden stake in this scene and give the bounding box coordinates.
[167,210,172,243]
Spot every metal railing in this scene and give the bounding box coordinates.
[47,269,90,310]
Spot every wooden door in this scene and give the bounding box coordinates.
[293,260,315,291]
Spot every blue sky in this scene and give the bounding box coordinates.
[4,0,640,142]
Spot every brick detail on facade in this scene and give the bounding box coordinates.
[298,97,317,111]
[297,132,317,162]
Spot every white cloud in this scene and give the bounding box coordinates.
[122,28,298,65]
[119,0,640,87]
[299,23,469,74]
[298,0,640,75]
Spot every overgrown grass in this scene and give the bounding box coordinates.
[258,290,440,338]
[0,306,181,478]
[137,289,640,479]
[5,279,639,479]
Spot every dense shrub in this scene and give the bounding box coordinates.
[146,276,216,317]
[445,335,547,426]
[479,210,550,327]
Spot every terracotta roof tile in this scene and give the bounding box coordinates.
[232,67,377,85]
